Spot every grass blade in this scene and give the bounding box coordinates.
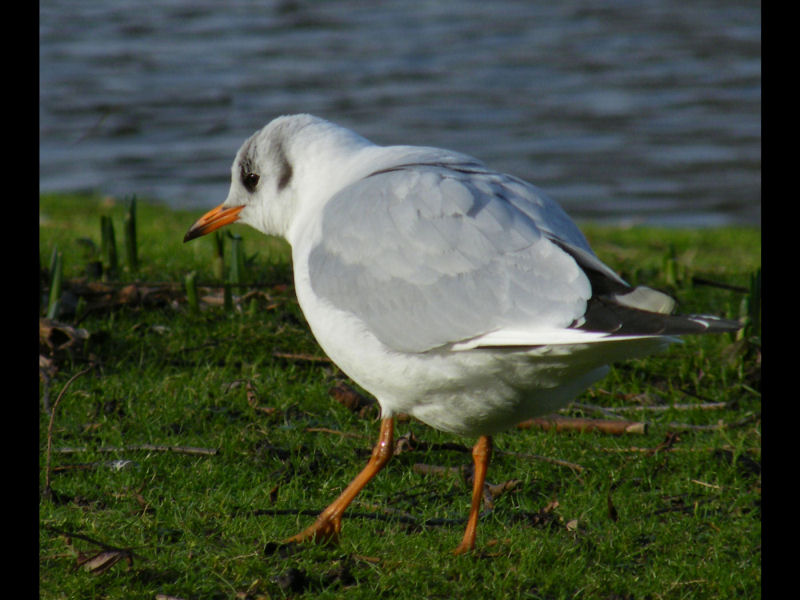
[100,215,118,279]
[124,195,138,273]
[46,248,63,319]
[185,271,199,314]
[228,232,245,294]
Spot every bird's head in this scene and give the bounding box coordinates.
[184,114,365,244]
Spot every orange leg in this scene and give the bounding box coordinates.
[284,416,395,545]
[452,435,493,555]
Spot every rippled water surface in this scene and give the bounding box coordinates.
[40,1,760,226]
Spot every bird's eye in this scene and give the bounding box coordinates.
[242,172,260,193]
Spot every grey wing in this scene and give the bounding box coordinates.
[307,165,595,353]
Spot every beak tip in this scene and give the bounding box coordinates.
[182,203,243,244]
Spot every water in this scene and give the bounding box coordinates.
[39,0,761,227]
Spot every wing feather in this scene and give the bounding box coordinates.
[308,164,592,352]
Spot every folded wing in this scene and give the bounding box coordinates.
[307,162,739,354]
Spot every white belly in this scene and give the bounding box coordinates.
[292,260,667,436]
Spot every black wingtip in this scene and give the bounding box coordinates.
[683,314,743,333]
[575,297,742,337]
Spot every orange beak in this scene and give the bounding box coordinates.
[183,204,245,242]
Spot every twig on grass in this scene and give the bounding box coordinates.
[572,401,729,414]
[690,479,723,490]
[667,414,759,432]
[53,444,219,456]
[354,501,420,524]
[43,365,94,500]
[304,427,367,439]
[516,415,647,435]
[272,351,332,364]
[412,463,465,477]
[497,451,586,474]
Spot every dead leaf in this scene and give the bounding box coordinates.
[352,554,381,564]
[77,549,132,574]
[565,519,579,531]
[39,318,89,355]
[485,479,522,503]
[329,384,377,418]
[246,381,258,406]
[542,499,559,513]
[119,284,141,304]
[393,431,421,455]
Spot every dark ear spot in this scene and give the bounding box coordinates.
[277,152,293,191]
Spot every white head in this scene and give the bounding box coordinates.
[184,114,373,243]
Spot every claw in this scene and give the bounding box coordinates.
[284,517,342,545]
[280,417,395,547]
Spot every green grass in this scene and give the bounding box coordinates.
[39,193,761,599]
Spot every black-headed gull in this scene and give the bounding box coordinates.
[184,114,739,554]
